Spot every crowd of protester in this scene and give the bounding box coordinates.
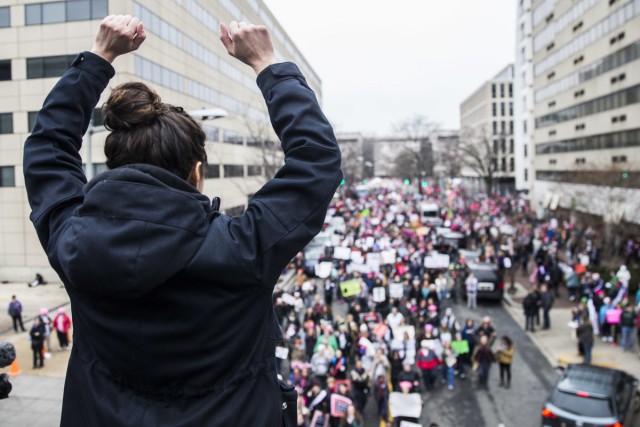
[271,180,639,426]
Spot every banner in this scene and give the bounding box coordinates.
[389,392,422,418]
[372,286,386,303]
[340,279,362,298]
[315,262,333,279]
[389,283,404,299]
[330,394,353,417]
[334,246,352,260]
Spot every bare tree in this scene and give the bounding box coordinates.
[458,126,496,194]
[392,114,438,192]
[241,108,283,180]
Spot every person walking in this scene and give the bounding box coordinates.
[23,16,342,426]
[53,307,72,351]
[442,342,457,391]
[39,308,53,358]
[473,336,495,389]
[577,316,594,364]
[7,295,26,332]
[30,316,45,369]
[540,284,554,330]
[495,336,514,389]
[465,272,478,310]
[523,290,537,332]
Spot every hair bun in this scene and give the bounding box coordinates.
[103,82,167,131]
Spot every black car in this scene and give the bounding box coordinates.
[464,262,504,301]
[541,364,640,427]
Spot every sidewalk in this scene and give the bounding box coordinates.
[503,280,640,379]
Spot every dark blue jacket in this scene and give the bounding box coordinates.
[23,52,342,426]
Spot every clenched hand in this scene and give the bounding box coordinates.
[220,21,277,75]
[91,15,146,63]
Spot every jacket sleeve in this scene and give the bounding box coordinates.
[23,52,115,254]
[228,62,342,286]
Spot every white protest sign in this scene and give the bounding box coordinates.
[389,392,422,419]
[365,236,375,248]
[389,283,404,299]
[424,253,450,269]
[334,246,352,260]
[347,262,368,274]
[275,346,289,359]
[372,286,386,302]
[315,262,333,279]
[367,253,381,273]
[380,250,396,265]
[399,422,423,427]
[281,293,296,306]
[351,251,364,264]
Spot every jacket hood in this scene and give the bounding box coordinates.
[57,164,212,298]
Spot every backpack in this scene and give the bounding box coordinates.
[7,302,16,317]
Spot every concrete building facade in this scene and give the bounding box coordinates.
[530,0,640,223]
[0,0,321,280]
[460,64,516,195]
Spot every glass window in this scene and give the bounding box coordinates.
[25,4,42,25]
[91,0,108,19]
[223,164,244,177]
[0,6,10,27]
[44,55,71,76]
[500,84,505,97]
[501,103,505,116]
[492,103,496,116]
[206,164,220,179]
[67,0,91,21]
[0,113,13,134]
[491,84,496,98]
[510,158,514,171]
[0,166,15,187]
[0,60,11,80]
[42,2,65,24]
[492,122,497,135]
[524,168,528,181]
[248,165,262,176]
[28,111,39,132]
[510,139,514,153]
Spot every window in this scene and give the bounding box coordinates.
[500,84,505,97]
[575,124,585,131]
[0,60,10,81]
[0,7,10,28]
[501,139,506,154]
[206,164,220,179]
[0,113,13,134]
[501,121,506,134]
[549,159,557,165]
[524,144,528,158]
[25,0,107,25]
[501,158,506,172]
[575,158,586,164]
[27,55,76,79]
[523,120,528,134]
[524,168,528,181]
[0,166,15,187]
[92,108,104,127]
[28,111,38,132]
[247,165,262,176]
[492,122,497,135]
[536,129,640,155]
[508,84,513,97]
[223,130,243,145]
[500,103,505,116]
[491,84,496,98]
[510,158,514,171]
[492,103,497,116]
[612,155,627,163]
[223,164,244,177]
[509,102,513,116]
[509,139,514,154]
[509,121,514,135]
[493,140,498,155]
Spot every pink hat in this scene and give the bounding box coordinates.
[58,307,66,314]
[425,324,434,331]
[428,305,437,312]
[39,308,48,315]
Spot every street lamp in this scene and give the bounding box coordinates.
[83,107,228,181]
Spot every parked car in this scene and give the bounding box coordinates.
[464,262,504,301]
[541,364,640,427]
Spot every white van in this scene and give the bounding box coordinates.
[420,202,443,226]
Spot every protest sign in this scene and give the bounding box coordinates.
[340,279,362,298]
[351,251,364,264]
[389,283,404,299]
[372,286,386,303]
[330,394,353,417]
[367,253,381,272]
[389,392,422,418]
[281,293,296,306]
[424,253,450,269]
[315,262,333,279]
[606,308,622,324]
[334,246,352,260]
[275,346,289,359]
[380,249,396,265]
[399,422,422,427]
[451,340,470,355]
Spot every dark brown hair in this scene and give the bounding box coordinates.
[103,82,207,183]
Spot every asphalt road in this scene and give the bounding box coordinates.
[329,295,557,427]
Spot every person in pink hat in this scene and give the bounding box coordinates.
[38,308,52,358]
[53,307,72,351]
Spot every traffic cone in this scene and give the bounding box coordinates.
[8,360,21,376]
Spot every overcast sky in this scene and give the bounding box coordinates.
[262,0,516,136]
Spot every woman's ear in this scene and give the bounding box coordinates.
[188,161,204,192]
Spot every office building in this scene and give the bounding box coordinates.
[0,0,321,280]
[530,0,640,224]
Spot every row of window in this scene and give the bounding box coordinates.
[491,158,515,173]
[535,0,639,77]
[493,139,515,155]
[533,0,555,27]
[25,0,107,26]
[492,121,514,135]
[492,102,514,117]
[206,164,263,179]
[533,0,599,53]
[536,128,640,154]
[535,84,640,128]
[491,83,513,98]
[536,170,639,188]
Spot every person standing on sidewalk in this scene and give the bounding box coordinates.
[7,295,26,332]
[29,316,45,369]
[53,307,72,351]
[465,272,478,310]
[540,284,554,330]
[473,336,495,390]
[576,316,594,364]
[620,304,636,352]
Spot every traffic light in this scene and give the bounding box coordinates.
[622,172,629,179]
[340,179,345,186]
[421,181,428,188]
[403,178,410,185]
